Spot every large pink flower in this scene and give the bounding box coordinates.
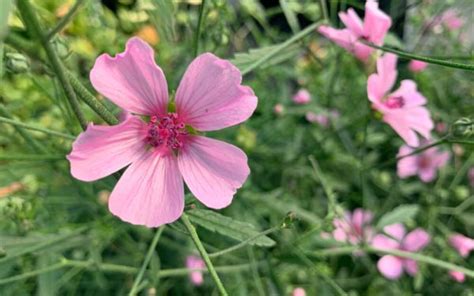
[397,143,450,182]
[67,37,258,227]
[372,224,431,280]
[449,233,474,258]
[318,0,392,62]
[186,255,205,286]
[368,53,434,147]
[331,208,374,245]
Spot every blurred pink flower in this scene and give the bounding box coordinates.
[292,89,311,104]
[274,103,285,115]
[332,208,374,245]
[469,167,474,188]
[435,122,447,134]
[372,224,431,280]
[441,9,464,30]
[186,255,205,286]
[292,287,306,296]
[449,233,474,258]
[449,271,465,283]
[368,53,434,147]
[318,0,392,62]
[408,60,428,73]
[306,112,329,127]
[67,37,257,227]
[397,143,450,182]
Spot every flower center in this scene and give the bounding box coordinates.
[385,96,405,109]
[417,155,431,169]
[146,113,187,150]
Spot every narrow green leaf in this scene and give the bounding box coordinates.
[0,0,13,40]
[187,209,275,247]
[376,204,420,229]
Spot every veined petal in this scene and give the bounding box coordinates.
[178,136,250,209]
[175,53,257,131]
[90,37,169,116]
[108,151,184,227]
[67,116,147,182]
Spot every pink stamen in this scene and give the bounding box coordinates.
[146,113,188,150]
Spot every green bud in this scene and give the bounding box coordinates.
[451,118,473,138]
[52,37,70,59]
[5,53,30,73]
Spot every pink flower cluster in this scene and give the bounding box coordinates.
[186,255,205,286]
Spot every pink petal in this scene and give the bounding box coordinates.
[318,26,356,52]
[377,255,403,280]
[363,0,392,45]
[402,228,431,252]
[419,167,436,182]
[402,259,418,276]
[352,208,373,231]
[384,108,433,147]
[90,37,169,116]
[376,53,398,97]
[384,223,406,241]
[372,234,400,250]
[292,287,306,296]
[339,8,364,37]
[177,136,250,209]
[449,234,474,258]
[108,151,184,227]
[390,80,427,107]
[175,53,257,131]
[186,255,205,286]
[449,271,465,283]
[397,145,418,178]
[333,228,348,242]
[434,151,450,168]
[293,89,312,104]
[67,116,147,182]
[408,60,428,73]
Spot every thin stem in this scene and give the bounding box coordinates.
[46,0,86,40]
[366,247,474,277]
[0,116,75,139]
[308,155,338,219]
[181,213,228,296]
[319,0,329,23]
[361,41,474,71]
[241,21,322,75]
[209,226,280,258]
[129,227,165,296]
[193,0,207,57]
[0,262,66,285]
[17,0,88,130]
[0,154,65,161]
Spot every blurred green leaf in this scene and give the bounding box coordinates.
[230,43,300,71]
[376,204,420,229]
[0,0,13,40]
[187,209,275,247]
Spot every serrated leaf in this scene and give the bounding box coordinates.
[187,209,275,247]
[376,204,420,229]
[230,43,300,72]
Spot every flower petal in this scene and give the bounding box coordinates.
[372,234,400,250]
[178,136,249,209]
[377,255,403,280]
[402,228,431,252]
[67,116,147,182]
[339,8,364,36]
[363,0,392,45]
[318,26,356,52]
[390,80,427,107]
[402,259,418,276]
[90,37,169,116]
[384,223,406,241]
[175,53,257,131]
[397,145,418,179]
[108,151,184,227]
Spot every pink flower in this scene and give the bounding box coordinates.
[441,9,464,31]
[292,89,311,104]
[372,224,431,280]
[449,233,474,258]
[292,287,306,296]
[274,103,284,115]
[331,208,374,245]
[318,0,392,62]
[435,122,447,134]
[408,60,428,73]
[306,112,329,127]
[186,255,205,286]
[449,271,465,283]
[397,143,450,182]
[67,38,257,227]
[368,53,434,147]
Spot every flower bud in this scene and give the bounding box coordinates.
[5,53,30,73]
[451,118,473,138]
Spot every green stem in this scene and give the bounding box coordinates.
[193,0,207,57]
[17,0,87,130]
[181,213,228,296]
[361,41,474,71]
[46,0,86,40]
[0,154,65,161]
[0,116,75,139]
[308,155,338,219]
[241,21,321,75]
[129,227,164,296]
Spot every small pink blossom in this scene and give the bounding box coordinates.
[292,287,306,296]
[372,224,431,280]
[449,271,465,283]
[435,122,447,134]
[318,0,392,62]
[306,112,329,127]
[449,233,474,258]
[67,37,257,227]
[397,143,450,182]
[331,208,374,245]
[274,103,285,115]
[408,60,428,73]
[368,53,434,147]
[186,255,205,286]
[292,89,311,104]
[440,9,464,31]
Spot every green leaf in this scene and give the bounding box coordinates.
[0,0,13,40]
[376,204,420,229]
[187,209,276,247]
[384,32,404,49]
